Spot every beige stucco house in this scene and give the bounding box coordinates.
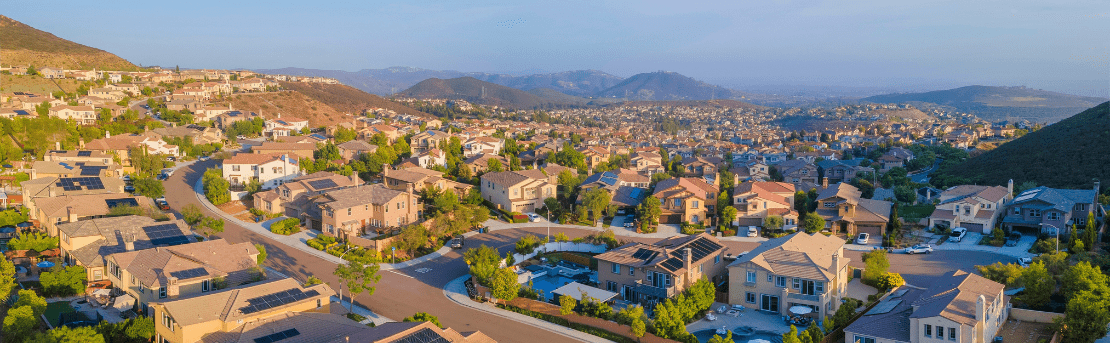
[727,232,849,322]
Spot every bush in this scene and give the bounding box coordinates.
[7,232,58,252]
[876,272,905,290]
[680,222,704,235]
[515,234,543,254]
[1031,238,1059,254]
[269,218,301,235]
[403,312,442,328]
[40,265,86,297]
[498,304,636,343]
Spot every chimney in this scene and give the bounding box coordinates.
[1095,179,1101,199]
[124,236,135,251]
[975,294,985,322]
[683,247,693,285]
[106,131,111,139]
[1007,179,1014,196]
[67,207,78,223]
[821,177,828,189]
[55,142,61,150]
[832,253,840,277]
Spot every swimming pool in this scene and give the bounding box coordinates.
[521,264,596,302]
[690,328,784,343]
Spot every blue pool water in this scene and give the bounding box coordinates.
[691,328,784,343]
[522,263,596,301]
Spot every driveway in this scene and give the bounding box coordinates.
[845,250,1012,287]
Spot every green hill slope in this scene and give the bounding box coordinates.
[931,102,1110,190]
[398,77,583,109]
[0,15,137,70]
[862,85,1107,123]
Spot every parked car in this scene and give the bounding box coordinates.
[949,227,968,242]
[903,244,934,254]
[624,220,636,228]
[124,185,135,193]
[1017,257,1032,267]
[525,212,542,222]
[122,174,132,182]
[746,226,759,237]
[156,199,170,211]
[1005,232,1022,247]
[450,237,464,249]
[856,233,869,245]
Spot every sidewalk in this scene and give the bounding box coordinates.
[483,219,769,242]
[442,275,612,343]
[193,178,452,271]
[332,296,394,326]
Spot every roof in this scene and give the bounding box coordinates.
[32,193,151,219]
[316,184,406,209]
[57,216,192,267]
[223,152,297,165]
[844,286,924,342]
[1011,186,1096,213]
[253,142,315,152]
[909,270,1004,325]
[652,177,718,199]
[939,185,1010,204]
[727,232,847,282]
[595,233,726,274]
[108,239,258,288]
[481,171,534,188]
[158,277,334,327]
[336,140,377,152]
[551,282,618,302]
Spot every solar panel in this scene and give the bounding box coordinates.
[240,289,318,315]
[80,166,106,176]
[143,224,191,246]
[77,151,92,157]
[393,328,450,343]
[659,258,684,271]
[307,179,338,189]
[890,289,908,298]
[105,198,139,208]
[59,162,74,170]
[56,177,105,191]
[253,328,301,343]
[867,299,902,315]
[631,249,653,260]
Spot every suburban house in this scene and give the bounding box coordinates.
[29,193,153,238]
[729,181,799,230]
[464,154,510,174]
[29,160,120,179]
[813,183,892,237]
[463,136,503,157]
[681,156,721,177]
[727,232,849,322]
[594,233,728,308]
[148,125,224,145]
[480,170,556,213]
[578,169,651,208]
[382,166,473,197]
[251,142,315,160]
[409,148,447,169]
[1001,181,1103,234]
[336,140,377,160]
[251,172,361,219]
[730,161,770,182]
[42,150,115,165]
[411,130,453,154]
[83,133,182,162]
[927,183,1013,234]
[580,146,610,171]
[221,153,301,190]
[149,278,334,343]
[652,177,719,225]
[105,239,261,316]
[313,184,421,239]
[360,124,403,143]
[845,270,1007,343]
[631,152,665,176]
[48,105,98,124]
[816,159,874,184]
[776,159,818,187]
[264,116,309,137]
[56,216,193,282]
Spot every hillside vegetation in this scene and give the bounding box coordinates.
[931,102,1110,190]
[278,81,431,118]
[0,74,82,94]
[224,91,347,127]
[399,77,584,109]
[862,85,1107,123]
[596,71,742,101]
[0,15,137,70]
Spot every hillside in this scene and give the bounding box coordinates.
[254,67,623,97]
[398,77,584,109]
[224,91,348,127]
[862,85,1107,123]
[615,99,765,110]
[278,81,431,118]
[0,15,137,70]
[595,71,740,101]
[931,102,1110,190]
[473,70,623,97]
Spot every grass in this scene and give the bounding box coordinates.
[44,301,75,328]
[19,280,42,291]
[899,204,936,221]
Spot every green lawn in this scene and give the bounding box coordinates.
[44,301,75,328]
[900,204,936,220]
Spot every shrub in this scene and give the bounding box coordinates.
[876,272,905,290]
[307,239,325,250]
[403,312,442,328]
[515,234,542,254]
[40,265,86,297]
[269,218,301,235]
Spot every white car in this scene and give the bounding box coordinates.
[746,226,759,237]
[904,244,934,254]
[949,227,968,242]
[1017,257,1032,267]
[525,213,542,222]
[856,233,870,245]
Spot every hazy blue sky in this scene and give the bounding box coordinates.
[8,0,1109,96]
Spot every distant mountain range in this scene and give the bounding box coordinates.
[397,77,593,108]
[862,85,1108,123]
[595,71,743,101]
[931,102,1110,190]
[0,15,137,70]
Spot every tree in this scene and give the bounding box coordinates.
[801,212,826,234]
[39,266,86,297]
[720,205,737,229]
[630,317,646,342]
[707,331,732,343]
[1020,261,1054,309]
[560,295,577,315]
[0,256,16,303]
[490,267,519,300]
[487,158,504,172]
[14,290,47,317]
[794,191,809,216]
[582,188,611,224]
[403,312,442,328]
[332,259,381,312]
[806,321,824,343]
[333,127,357,144]
[885,203,902,247]
[254,244,267,265]
[782,325,802,343]
[1058,290,1110,343]
[638,196,662,225]
[197,217,225,237]
[202,168,230,205]
[464,245,501,285]
[29,326,105,343]
[976,262,1025,287]
[877,272,905,290]
[765,215,784,232]
[180,204,204,225]
[4,306,37,342]
[132,178,164,198]
[95,316,154,343]
[862,249,890,287]
[1062,261,1108,300]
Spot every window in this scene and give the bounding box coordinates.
[629,267,635,276]
[1047,212,1059,220]
[347,208,352,216]
[326,209,334,217]
[776,276,787,287]
[612,263,621,274]
[1029,209,1041,217]
[162,312,175,332]
[816,282,824,293]
[924,324,932,337]
[202,280,211,292]
[949,327,956,340]
[1013,208,1021,215]
[606,281,618,292]
[793,278,801,289]
[824,202,835,208]
[692,200,699,209]
[159,287,167,299]
[232,165,240,171]
[674,199,682,207]
[937,326,944,339]
[699,265,703,273]
[746,271,756,283]
[767,273,773,282]
[746,292,757,303]
[714,255,721,264]
[852,337,875,343]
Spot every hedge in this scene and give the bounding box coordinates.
[496,304,635,343]
[270,218,301,235]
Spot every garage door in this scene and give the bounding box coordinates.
[963,223,985,233]
[857,225,882,237]
[661,214,683,224]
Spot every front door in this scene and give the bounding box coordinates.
[761,294,780,313]
[801,280,816,296]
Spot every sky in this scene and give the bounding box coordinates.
[7,0,1110,97]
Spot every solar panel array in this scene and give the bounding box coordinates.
[56,177,105,191]
[307,179,338,190]
[393,328,450,343]
[59,162,75,170]
[657,237,724,272]
[867,299,902,315]
[80,166,107,176]
[253,328,300,343]
[889,289,908,298]
[599,172,619,186]
[105,198,139,208]
[239,289,321,315]
[631,248,659,262]
[77,151,93,157]
[143,224,191,246]
[169,267,209,280]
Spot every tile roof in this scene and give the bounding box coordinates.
[316,184,406,209]
[909,270,1004,325]
[109,239,258,288]
[158,278,334,327]
[32,193,151,219]
[728,232,847,282]
[58,216,191,267]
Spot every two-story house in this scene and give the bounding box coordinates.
[927,183,1012,234]
[727,232,849,322]
[579,146,611,172]
[221,153,302,189]
[652,177,719,225]
[630,152,664,177]
[594,233,727,307]
[681,157,720,177]
[56,216,193,282]
[28,193,151,238]
[314,184,421,238]
[816,159,874,184]
[730,161,770,182]
[845,270,1007,343]
[578,169,651,209]
[464,154,510,175]
[336,140,377,161]
[777,159,818,187]
[411,130,453,155]
[729,181,799,230]
[105,239,260,316]
[251,142,315,160]
[382,167,473,197]
[463,136,503,157]
[1002,181,1103,234]
[251,172,361,219]
[480,170,556,213]
[264,116,309,137]
[814,183,892,237]
[48,105,98,124]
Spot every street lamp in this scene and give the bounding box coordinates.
[1039,223,1060,253]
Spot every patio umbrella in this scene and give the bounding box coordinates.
[36,261,54,268]
[93,288,112,297]
[0,226,15,233]
[789,305,814,315]
[748,340,772,343]
[17,222,32,228]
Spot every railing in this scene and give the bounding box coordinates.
[633,280,676,298]
[786,291,821,302]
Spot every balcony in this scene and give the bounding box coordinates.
[785,289,825,303]
[634,280,676,299]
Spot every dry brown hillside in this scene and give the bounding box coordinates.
[0,15,137,70]
[278,81,432,118]
[223,91,350,127]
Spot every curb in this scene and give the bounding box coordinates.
[441,275,612,343]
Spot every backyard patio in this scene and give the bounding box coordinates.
[687,302,793,343]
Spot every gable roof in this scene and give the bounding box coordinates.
[109,239,258,288]
[595,233,725,274]
[158,277,334,327]
[728,232,846,282]
[909,270,1003,325]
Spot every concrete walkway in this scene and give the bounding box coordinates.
[442,275,612,343]
[332,296,394,326]
[193,178,452,271]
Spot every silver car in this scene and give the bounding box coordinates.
[903,244,934,254]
